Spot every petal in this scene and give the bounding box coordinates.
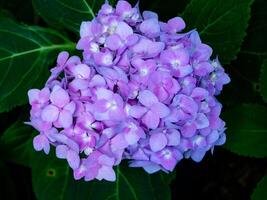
[142,111,160,129]
[167,17,185,32]
[67,150,80,169]
[28,89,40,105]
[129,105,148,118]
[191,150,206,162]
[89,75,106,87]
[50,85,70,108]
[69,64,91,79]
[191,87,209,100]
[39,88,50,103]
[138,90,158,107]
[150,102,170,118]
[33,135,46,152]
[58,110,73,128]
[115,21,133,40]
[69,79,89,92]
[195,113,209,129]
[167,129,181,146]
[116,0,132,16]
[41,104,59,122]
[64,101,76,114]
[110,134,128,152]
[140,18,160,38]
[93,51,113,67]
[148,41,165,58]
[124,131,140,145]
[143,11,158,20]
[149,133,168,152]
[98,155,115,166]
[95,87,113,100]
[174,65,193,78]
[74,162,87,180]
[56,145,68,159]
[80,21,92,38]
[57,51,69,66]
[105,34,123,50]
[97,166,116,182]
[181,122,197,138]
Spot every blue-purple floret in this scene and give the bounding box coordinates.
[27,0,230,182]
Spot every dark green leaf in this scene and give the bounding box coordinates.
[259,59,267,103]
[223,104,267,157]
[0,160,17,200]
[182,0,254,64]
[252,175,267,200]
[0,121,35,166]
[0,17,75,112]
[32,0,112,33]
[241,0,267,55]
[31,150,171,200]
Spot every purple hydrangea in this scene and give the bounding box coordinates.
[27,0,230,182]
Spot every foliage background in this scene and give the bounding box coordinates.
[0,0,266,199]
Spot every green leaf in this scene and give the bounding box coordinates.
[31,150,171,200]
[182,0,254,64]
[0,121,35,166]
[252,175,267,200]
[259,59,267,103]
[0,17,75,112]
[32,0,112,33]
[0,160,17,200]
[223,104,267,157]
[241,0,267,56]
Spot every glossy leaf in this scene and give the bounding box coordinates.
[31,150,171,200]
[182,0,254,64]
[0,17,75,112]
[259,59,267,103]
[251,175,267,200]
[0,121,35,166]
[32,0,113,33]
[223,104,267,157]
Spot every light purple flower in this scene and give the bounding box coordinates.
[27,0,230,182]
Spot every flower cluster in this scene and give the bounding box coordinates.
[27,0,230,182]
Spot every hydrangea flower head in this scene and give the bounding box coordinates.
[27,0,230,182]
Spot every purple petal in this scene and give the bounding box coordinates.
[69,79,88,92]
[41,104,59,122]
[143,11,158,20]
[138,90,158,107]
[149,133,168,152]
[56,145,68,159]
[97,166,116,182]
[195,113,209,129]
[129,105,148,118]
[167,129,180,146]
[93,51,113,67]
[57,51,69,66]
[67,150,80,169]
[140,18,160,38]
[142,111,160,129]
[50,85,70,108]
[181,122,197,138]
[28,89,40,105]
[69,64,91,79]
[191,150,206,162]
[98,155,115,166]
[33,134,50,154]
[105,34,123,50]
[167,17,185,33]
[115,21,133,40]
[58,110,73,128]
[150,102,170,118]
